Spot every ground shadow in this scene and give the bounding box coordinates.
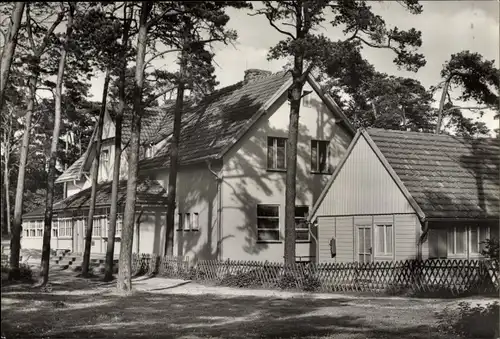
[1,286,453,339]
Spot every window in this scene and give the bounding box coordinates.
[52,220,58,238]
[58,218,73,238]
[295,206,309,242]
[470,226,490,254]
[267,137,287,170]
[375,224,393,255]
[92,216,105,237]
[102,214,123,237]
[184,213,191,231]
[100,149,109,164]
[257,204,280,242]
[447,226,466,255]
[36,220,43,237]
[176,213,183,231]
[145,145,154,158]
[311,140,330,174]
[192,213,199,231]
[302,91,312,108]
[24,222,30,237]
[116,214,123,236]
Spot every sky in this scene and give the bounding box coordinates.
[87,1,500,134]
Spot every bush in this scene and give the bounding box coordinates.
[437,301,499,338]
[302,273,321,292]
[1,263,33,282]
[481,238,499,262]
[219,269,266,288]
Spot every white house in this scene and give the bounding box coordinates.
[309,128,499,263]
[21,69,355,263]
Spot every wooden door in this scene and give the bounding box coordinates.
[357,226,372,263]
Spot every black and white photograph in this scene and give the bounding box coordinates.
[0,1,499,338]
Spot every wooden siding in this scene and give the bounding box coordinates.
[315,136,415,217]
[318,216,336,263]
[393,214,418,260]
[335,216,354,262]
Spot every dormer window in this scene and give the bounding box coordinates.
[145,145,155,158]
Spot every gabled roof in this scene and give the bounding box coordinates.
[24,178,167,218]
[139,71,293,170]
[309,128,500,222]
[367,128,499,220]
[57,69,355,180]
[139,71,355,171]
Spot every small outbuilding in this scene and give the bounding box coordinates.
[308,128,499,263]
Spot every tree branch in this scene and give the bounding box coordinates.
[265,13,295,40]
[35,10,65,57]
[144,86,176,107]
[143,49,181,70]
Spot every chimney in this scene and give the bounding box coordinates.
[244,69,272,83]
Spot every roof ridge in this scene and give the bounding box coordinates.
[367,127,498,142]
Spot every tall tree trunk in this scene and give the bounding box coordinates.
[0,2,25,112]
[165,57,187,256]
[435,75,453,134]
[104,3,131,282]
[117,1,151,293]
[9,4,63,280]
[9,76,36,280]
[40,4,75,285]
[3,120,11,236]
[284,68,303,266]
[82,70,111,277]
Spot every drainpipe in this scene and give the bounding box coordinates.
[207,160,223,261]
[307,218,319,263]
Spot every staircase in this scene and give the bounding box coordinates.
[50,251,119,274]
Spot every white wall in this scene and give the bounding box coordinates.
[221,82,352,262]
[155,165,219,262]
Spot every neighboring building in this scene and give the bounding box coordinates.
[309,128,500,263]
[21,69,355,263]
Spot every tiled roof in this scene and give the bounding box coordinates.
[55,153,87,183]
[139,71,293,170]
[367,128,500,220]
[24,178,167,217]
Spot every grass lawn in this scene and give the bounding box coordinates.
[1,271,497,339]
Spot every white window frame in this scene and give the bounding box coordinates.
[184,213,191,231]
[469,225,490,256]
[52,220,59,238]
[311,140,330,174]
[58,218,73,238]
[176,212,183,231]
[257,204,280,242]
[295,206,310,242]
[447,225,467,256]
[267,137,287,171]
[375,224,393,256]
[191,213,199,231]
[35,220,43,237]
[92,215,106,238]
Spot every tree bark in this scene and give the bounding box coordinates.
[104,3,131,282]
[9,75,35,280]
[435,75,453,134]
[3,117,12,236]
[40,3,75,285]
[81,70,110,277]
[9,3,64,280]
[164,55,187,256]
[117,1,151,293]
[0,2,25,112]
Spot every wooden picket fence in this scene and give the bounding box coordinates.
[130,254,499,296]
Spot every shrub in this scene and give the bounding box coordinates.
[437,301,499,338]
[481,238,499,262]
[276,273,299,290]
[219,269,266,288]
[302,273,321,292]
